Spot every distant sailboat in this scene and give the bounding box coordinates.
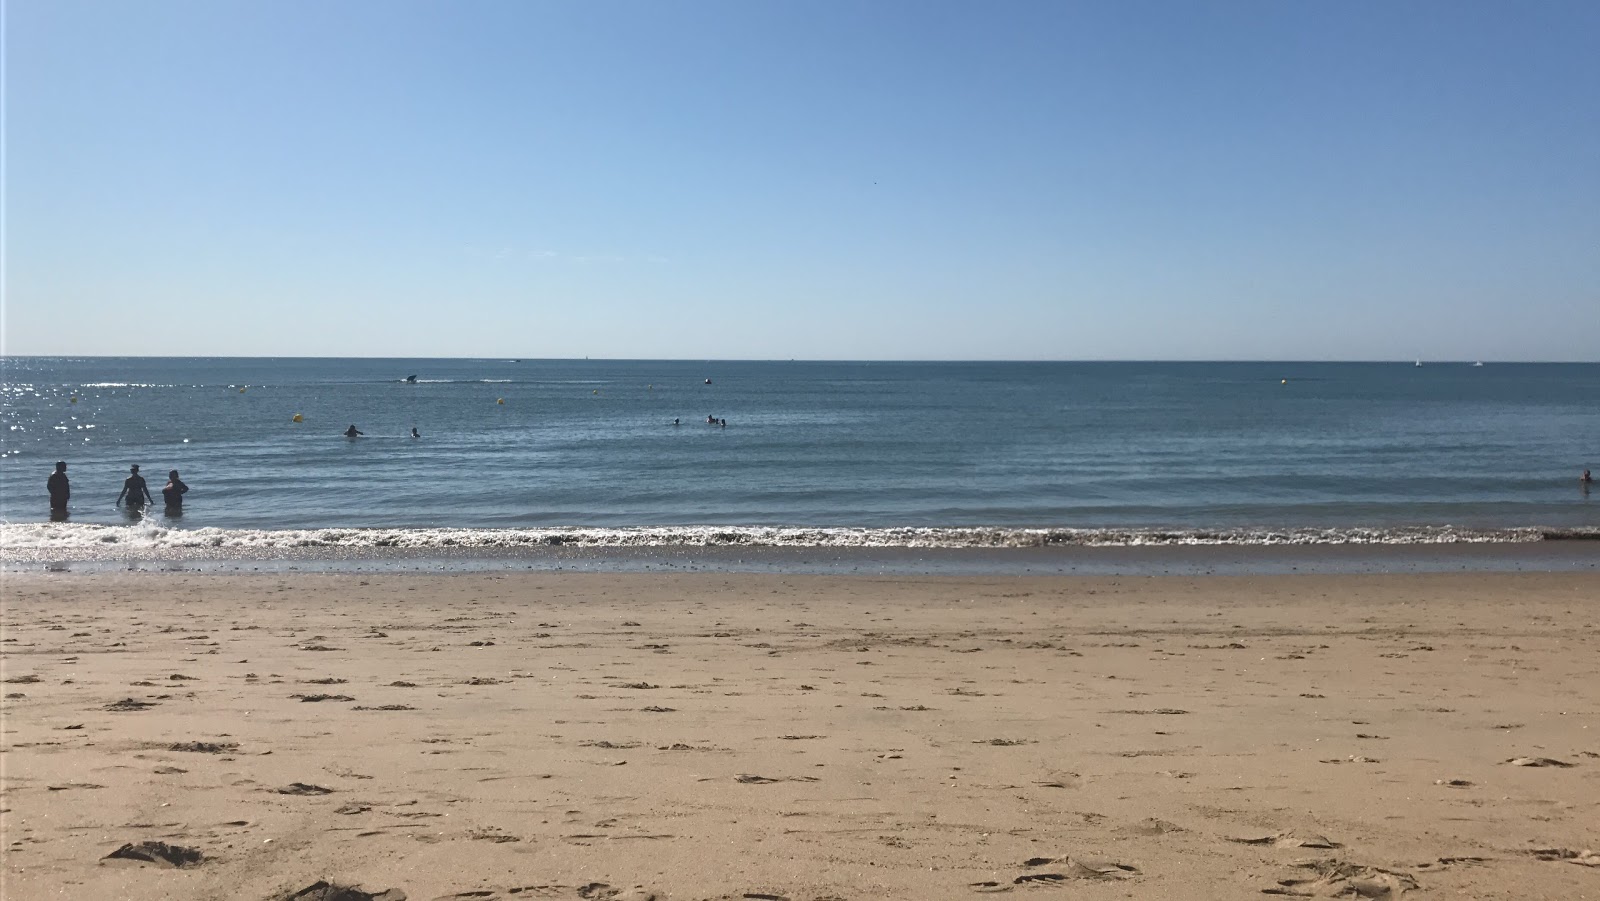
[1472,361,1484,367]
[1415,360,1423,367]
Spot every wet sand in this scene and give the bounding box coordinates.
[2,571,1597,900]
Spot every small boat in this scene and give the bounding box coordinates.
[1414,360,1422,367]
[1472,361,1484,367]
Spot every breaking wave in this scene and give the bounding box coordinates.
[4,522,1595,558]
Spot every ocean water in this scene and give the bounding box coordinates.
[1,358,1597,552]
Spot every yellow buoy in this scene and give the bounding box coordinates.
[239,387,247,393]
[593,389,599,395]
[1281,379,1287,384]
[496,397,505,405]
[69,395,78,404]
[292,413,303,423]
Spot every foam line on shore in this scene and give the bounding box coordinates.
[5,521,1596,557]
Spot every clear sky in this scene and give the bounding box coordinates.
[4,0,1597,360]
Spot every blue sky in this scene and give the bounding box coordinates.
[5,0,1597,360]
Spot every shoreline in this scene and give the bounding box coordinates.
[4,537,1599,576]
[3,570,1598,899]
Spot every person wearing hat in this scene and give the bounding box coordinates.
[116,464,154,509]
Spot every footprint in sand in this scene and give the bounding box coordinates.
[1230,830,1340,849]
[275,782,336,795]
[104,698,157,711]
[1110,708,1190,715]
[1124,818,1184,835]
[974,856,1139,891]
[1504,756,1575,768]
[170,741,239,753]
[103,841,204,868]
[577,885,660,901]
[1262,860,1418,898]
[735,774,819,784]
[278,881,407,901]
[1528,848,1600,866]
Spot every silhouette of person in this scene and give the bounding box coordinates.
[345,425,364,438]
[163,469,189,513]
[411,426,420,439]
[117,464,153,508]
[48,461,70,514]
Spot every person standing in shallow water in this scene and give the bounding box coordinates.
[162,470,189,514]
[116,464,154,509]
[47,462,70,516]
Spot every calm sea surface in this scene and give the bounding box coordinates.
[1,358,1597,549]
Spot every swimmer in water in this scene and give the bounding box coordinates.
[673,418,680,426]
[345,425,364,438]
[162,470,188,512]
[411,426,421,439]
[116,464,154,508]
[48,461,69,513]
[1583,469,1593,483]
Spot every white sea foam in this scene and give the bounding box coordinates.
[1,522,1584,558]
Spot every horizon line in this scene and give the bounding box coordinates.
[1,354,1595,365]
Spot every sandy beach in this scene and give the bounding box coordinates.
[2,571,1597,900]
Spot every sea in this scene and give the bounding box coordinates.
[2,357,1598,568]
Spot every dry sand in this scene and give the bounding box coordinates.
[2,571,1597,900]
